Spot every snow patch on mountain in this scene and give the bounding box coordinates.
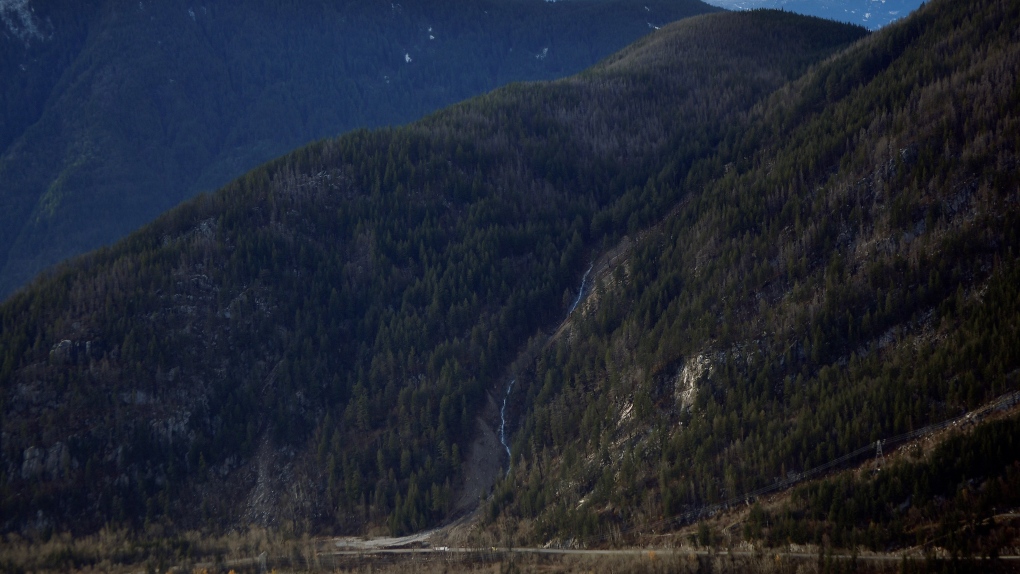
[1,0,43,44]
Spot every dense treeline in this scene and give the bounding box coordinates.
[755,414,1020,556]
[488,0,1020,549]
[0,0,717,298]
[0,11,865,537]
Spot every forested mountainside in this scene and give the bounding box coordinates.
[490,0,1020,555]
[0,9,865,538]
[0,0,718,299]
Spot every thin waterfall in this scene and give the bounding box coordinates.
[499,262,592,476]
[568,262,594,315]
[499,378,515,474]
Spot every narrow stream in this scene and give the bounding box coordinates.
[499,378,515,474]
[499,263,593,476]
[567,262,594,315]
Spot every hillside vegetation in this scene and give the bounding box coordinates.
[489,0,1020,556]
[0,9,866,539]
[0,0,718,298]
[2,0,1018,565]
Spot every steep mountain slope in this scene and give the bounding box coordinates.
[489,0,1020,553]
[0,0,719,299]
[0,10,866,538]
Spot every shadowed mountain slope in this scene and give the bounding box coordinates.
[0,10,867,537]
[0,0,719,299]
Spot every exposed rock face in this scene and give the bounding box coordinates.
[49,340,73,364]
[47,339,97,366]
[453,393,503,515]
[20,447,44,480]
[675,354,713,410]
[21,442,71,480]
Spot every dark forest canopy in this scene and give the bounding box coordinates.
[2,0,1019,559]
[488,0,1020,554]
[0,9,867,537]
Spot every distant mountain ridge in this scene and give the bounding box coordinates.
[0,0,718,299]
[703,0,922,29]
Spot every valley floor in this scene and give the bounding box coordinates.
[6,393,1019,573]
[134,546,1020,573]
